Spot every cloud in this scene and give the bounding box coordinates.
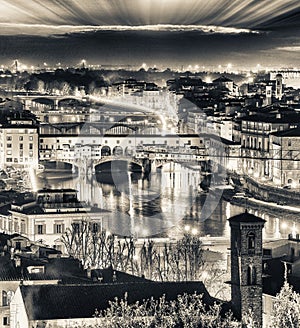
[276,46,300,52]
[0,23,259,36]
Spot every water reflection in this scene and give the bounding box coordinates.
[37,163,300,239]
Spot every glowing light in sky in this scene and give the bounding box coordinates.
[0,0,298,31]
[0,22,259,36]
[0,0,298,68]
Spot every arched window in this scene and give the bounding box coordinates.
[2,291,7,306]
[247,265,257,285]
[248,232,255,251]
[101,146,111,157]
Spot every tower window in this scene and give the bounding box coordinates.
[247,265,257,285]
[248,232,255,251]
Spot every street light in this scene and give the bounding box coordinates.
[191,228,198,236]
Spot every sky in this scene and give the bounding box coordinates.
[0,0,299,69]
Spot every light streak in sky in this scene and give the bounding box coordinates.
[0,22,259,36]
[0,0,298,30]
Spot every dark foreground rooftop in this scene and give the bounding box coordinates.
[21,281,212,321]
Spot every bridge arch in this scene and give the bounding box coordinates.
[31,97,55,106]
[38,160,79,175]
[57,98,83,107]
[105,124,136,135]
[94,158,143,173]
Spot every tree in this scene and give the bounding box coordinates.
[268,281,300,328]
[95,292,239,328]
[61,220,136,271]
[61,221,228,297]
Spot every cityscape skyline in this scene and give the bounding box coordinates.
[0,2,300,327]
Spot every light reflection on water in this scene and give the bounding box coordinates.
[37,163,300,239]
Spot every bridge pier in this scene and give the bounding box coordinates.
[142,158,151,175]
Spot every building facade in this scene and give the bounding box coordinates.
[240,112,299,179]
[270,128,300,188]
[0,112,39,170]
[6,189,108,252]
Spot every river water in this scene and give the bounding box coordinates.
[36,163,299,240]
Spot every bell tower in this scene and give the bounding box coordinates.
[275,73,283,100]
[229,211,265,327]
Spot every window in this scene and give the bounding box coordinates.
[36,224,45,234]
[6,143,11,148]
[29,143,33,150]
[2,291,7,306]
[247,265,257,285]
[19,136,23,141]
[29,151,33,157]
[92,222,99,233]
[6,136,11,141]
[54,224,64,234]
[3,317,9,325]
[73,223,80,233]
[29,136,33,141]
[248,232,255,251]
[21,221,26,233]
[6,158,12,162]
[6,150,12,155]
[288,139,292,147]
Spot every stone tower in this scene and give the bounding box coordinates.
[275,73,283,100]
[229,212,266,327]
[265,85,272,105]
